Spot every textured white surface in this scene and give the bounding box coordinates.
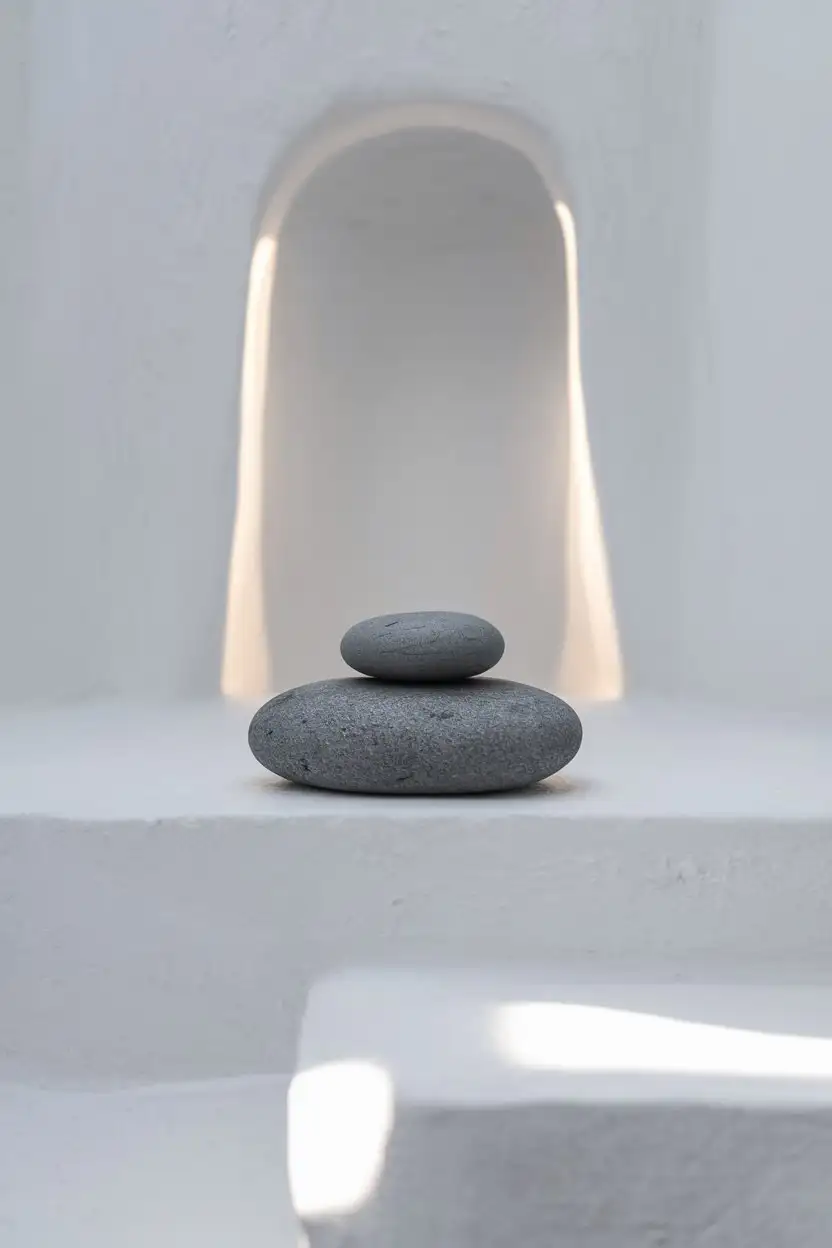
[683,0,832,706]
[6,981,832,1246]
[3,699,832,1084]
[0,1076,294,1248]
[292,971,832,1248]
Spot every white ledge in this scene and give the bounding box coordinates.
[0,695,830,822]
[4,697,832,1085]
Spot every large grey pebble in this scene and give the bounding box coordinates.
[340,611,505,681]
[249,678,582,795]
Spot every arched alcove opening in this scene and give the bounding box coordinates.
[223,108,621,699]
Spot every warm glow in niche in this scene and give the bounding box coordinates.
[221,234,277,698]
[554,201,623,700]
[221,139,623,701]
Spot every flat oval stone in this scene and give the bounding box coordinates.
[340,611,505,681]
[249,678,582,795]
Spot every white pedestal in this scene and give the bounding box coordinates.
[292,970,832,1247]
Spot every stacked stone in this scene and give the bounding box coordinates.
[248,611,582,795]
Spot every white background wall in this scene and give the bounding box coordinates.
[0,0,30,693]
[0,1,27,406]
[0,0,707,703]
[24,2,832,710]
[683,0,832,707]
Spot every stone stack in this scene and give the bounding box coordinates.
[248,611,582,795]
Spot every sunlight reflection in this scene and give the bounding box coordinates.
[493,1001,832,1079]
[288,1060,394,1219]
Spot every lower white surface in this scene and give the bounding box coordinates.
[3,697,832,1083]
[292,973,832,1247]
[1,639,829,1241]
[0,1076,295,1248]
[6,982,832,1247]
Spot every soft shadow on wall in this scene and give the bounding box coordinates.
[222,105,622,702]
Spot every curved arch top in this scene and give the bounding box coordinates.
[257,101,573,242]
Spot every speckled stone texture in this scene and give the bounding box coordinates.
[248,678,582,794]
[340,611,505,681]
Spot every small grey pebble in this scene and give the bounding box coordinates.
[249,677,582,795]
[340,611,505,681]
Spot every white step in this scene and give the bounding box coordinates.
[2,698,832,1083]
[292,970,832,1247]
[6,975,832,1247]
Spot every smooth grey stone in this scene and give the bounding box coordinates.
[340,611,505,681]
[249,678,582,795]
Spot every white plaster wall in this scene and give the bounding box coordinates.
[2,0,709,701]
[0,0,30,696]
[3,1,106,702]
[0,1,28,404]
[683,0,832,708]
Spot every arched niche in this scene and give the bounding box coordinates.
[223,105,621,699]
